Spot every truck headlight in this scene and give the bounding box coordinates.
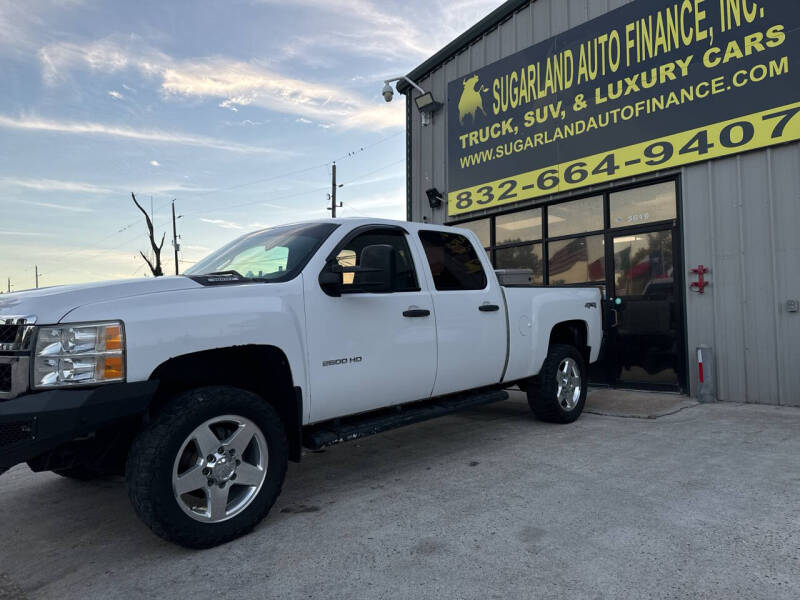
[33,321,125,388]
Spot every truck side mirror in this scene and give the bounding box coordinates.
[320,244,396,296]
[353,244,395,293]
[319,268,343,297]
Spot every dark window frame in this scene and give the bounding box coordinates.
[327,226,421,294]
[418,229,489,292]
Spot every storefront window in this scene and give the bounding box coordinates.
[610,182,676,228]
[458,218,491,248]
[613,230,674,296]
[547,196,603,238]
[495,243,543,284]
[548,235,605,285]
[495,208,542,245]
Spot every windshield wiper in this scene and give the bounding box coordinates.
[207,270,246,279]
[187,270,274,285]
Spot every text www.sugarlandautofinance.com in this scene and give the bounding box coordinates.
[459,57,788,170]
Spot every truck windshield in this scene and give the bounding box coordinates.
[184,222,338,282]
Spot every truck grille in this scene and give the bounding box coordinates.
[0,420,34,448]
[0,324,18,345]
[0,364,11,392]
[0,317,36,352]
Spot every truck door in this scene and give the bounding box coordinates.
[417,229,507,396]
[304,226,437,423]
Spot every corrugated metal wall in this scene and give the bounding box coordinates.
[408,0,800,405]
[683,145,800,406]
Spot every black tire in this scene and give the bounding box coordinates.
[527,344,587,424]
[126,386,288,548]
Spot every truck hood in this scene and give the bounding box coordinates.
[0,276,202,324]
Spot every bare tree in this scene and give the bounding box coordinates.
[131,192,165,277]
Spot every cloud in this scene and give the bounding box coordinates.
[135,182,217,194]
[0,230,54,237]
[198,218,276,231]
[261,0,503,66]
[37,37,404,130]
[0,176,111,194]
[149,160,160,167]
[0,114,286,154]
[336,186,405,220]
[16,199,95,213]
[199,218,245,230]
[158,56,404,129]
[0,0,87,55]
[0,176,219,198]
[108,90,123,99]
[224,119,268,127]
[1,242,147,287]
[260,0,437,61]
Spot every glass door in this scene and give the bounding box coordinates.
[608,227,683,388]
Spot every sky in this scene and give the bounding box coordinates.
[0,0,502,290]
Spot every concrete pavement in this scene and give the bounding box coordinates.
[0,393,798,599]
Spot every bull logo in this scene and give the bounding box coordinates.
[458,75,488,125]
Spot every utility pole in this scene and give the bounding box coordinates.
[7,278,10,293]
[35,265,39,289]
[327,161,343,218]
[171,200,180,275]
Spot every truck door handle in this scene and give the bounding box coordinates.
[479,304,500,312]
[403,309,430,318]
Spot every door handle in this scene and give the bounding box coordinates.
[403,309,431,318]
[478,304,500,312]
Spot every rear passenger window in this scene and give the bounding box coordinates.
[419,230,487,291]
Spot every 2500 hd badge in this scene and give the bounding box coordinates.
[322,356,363,367]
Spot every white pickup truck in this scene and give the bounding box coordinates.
[0,218,601,547]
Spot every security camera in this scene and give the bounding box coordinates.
[382,82,394,103]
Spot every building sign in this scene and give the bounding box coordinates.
[447,0,800,216]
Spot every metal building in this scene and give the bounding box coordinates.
[398,0,800,405]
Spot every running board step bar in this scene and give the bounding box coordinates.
[303,388,509,450]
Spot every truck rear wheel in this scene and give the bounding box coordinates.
[527,344,587,424]
[126,386,288,548]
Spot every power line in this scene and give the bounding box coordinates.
[160,130,404,202]
[23,133,406,277]
[182,157,405,218]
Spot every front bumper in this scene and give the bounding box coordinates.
[0,381,157,472]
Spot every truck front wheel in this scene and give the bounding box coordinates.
[126,386,288,548]
[527,344,587,424]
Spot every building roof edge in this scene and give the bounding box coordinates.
[397,0,530,94]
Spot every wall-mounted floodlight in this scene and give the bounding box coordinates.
[414,92,442,114]
[382,76,442,127]
[425,188,443,209]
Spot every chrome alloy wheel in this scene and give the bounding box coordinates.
[556,357,582,411]
[172,415,268,523]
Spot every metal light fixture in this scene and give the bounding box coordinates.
[425,188,443,209]
[382,76,442,127]
[414,92,442,115]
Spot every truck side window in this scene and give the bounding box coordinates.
[418,231,487,291]
[336,229,419,292]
